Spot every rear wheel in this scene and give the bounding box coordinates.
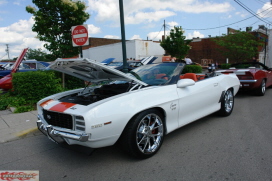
[255,79,266,96]
[217,89,234,117]
[120,109,165,159]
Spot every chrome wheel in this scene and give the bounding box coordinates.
[120,109,165,158]
[218,89,234,117]
[261,80,266,94]
[136,113,164,153]
[255,79,266,96]
[224,89,234,113]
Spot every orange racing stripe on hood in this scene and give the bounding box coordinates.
[49,102,76,112]
[40,99,54,108]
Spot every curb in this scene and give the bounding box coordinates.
[15,127,38,138]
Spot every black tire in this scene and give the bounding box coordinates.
[255,79,266,96]
[217,89,234,117]
[120,109,165,159]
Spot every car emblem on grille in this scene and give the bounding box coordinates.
[47,115,51,119]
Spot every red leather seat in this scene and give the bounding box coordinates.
[156,74,168,80]
[183,73,197,81]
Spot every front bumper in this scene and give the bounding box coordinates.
[37,119,89,144]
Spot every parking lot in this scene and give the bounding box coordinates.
[0,89,272,181]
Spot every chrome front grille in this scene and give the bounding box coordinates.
[43,109,73,129]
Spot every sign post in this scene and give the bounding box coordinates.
[71,24,89,58]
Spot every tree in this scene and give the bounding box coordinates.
[160,26,192,61]
[25,48,53,62]
[26,0,90,59]
[213,31,262,62]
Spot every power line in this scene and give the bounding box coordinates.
[242,9,272,28]
[234,0,272,25]
[255,0,267,4]
[184,6,272,31]
[0,54,7,60]
[151,25,164,40]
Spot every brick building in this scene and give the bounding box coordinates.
[188,37,225,65]
[82,28,268,66]
[187,27,268,66]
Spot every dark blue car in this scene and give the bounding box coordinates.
[0,60,50,78]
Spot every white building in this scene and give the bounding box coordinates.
[267,29,272,67]
[255,26,271,67]
[82,39,165,62]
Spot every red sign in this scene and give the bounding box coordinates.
[71,25,89,47]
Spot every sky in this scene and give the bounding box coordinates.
[0,0,272,59]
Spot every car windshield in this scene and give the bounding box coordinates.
[128,62,142,67]
[3,63,14,70]
[130,63,182,85]
[9,63,31,70]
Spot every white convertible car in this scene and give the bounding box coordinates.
[37,58,240,158]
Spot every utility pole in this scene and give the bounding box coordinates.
[5,44,10,59]
[264,26,268,66]
[164,20,166,40]
[119,0,128,73]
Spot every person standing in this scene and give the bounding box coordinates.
[185,56,192,64]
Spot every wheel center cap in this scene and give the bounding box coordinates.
[145,127,152,136]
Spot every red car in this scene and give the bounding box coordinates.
[217,62,272,96]
[0,48,28,91]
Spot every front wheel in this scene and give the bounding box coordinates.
[217,89,234,117]
[120,109,165,159]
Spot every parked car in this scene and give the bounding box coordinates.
[217,62,272,96]
[0,60,50,78]
[0,60,50,90]
[107,56,157,72]
[107,61,140,71]
[36,58,240,158]
[0,62,12,70]
[100,58,115,65]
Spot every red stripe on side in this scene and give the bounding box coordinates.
[49,102,76,112]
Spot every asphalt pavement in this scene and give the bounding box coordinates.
[0,109,38,143]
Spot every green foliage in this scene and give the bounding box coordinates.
[0,92,12,110]
[12,70,63,102]
[220,64,231,69]
[0,70,85,113]
[13,105,35,113]
[160,26,192,60]
[54,71,85,90]
[26,0,90,59]
[213,31,262,62]
[25,48,54,62]
[0,92,34,112]
[182,65,202,73]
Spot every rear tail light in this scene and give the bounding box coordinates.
[238,72,254,80]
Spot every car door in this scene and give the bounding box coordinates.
[176,76,222,127]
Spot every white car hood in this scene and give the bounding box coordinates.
[49,58,148,86]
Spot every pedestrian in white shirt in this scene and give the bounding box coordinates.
[185,56,192,64]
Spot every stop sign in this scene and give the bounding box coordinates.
[71,25,89,47]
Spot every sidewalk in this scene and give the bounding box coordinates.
[0,109,38,143]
